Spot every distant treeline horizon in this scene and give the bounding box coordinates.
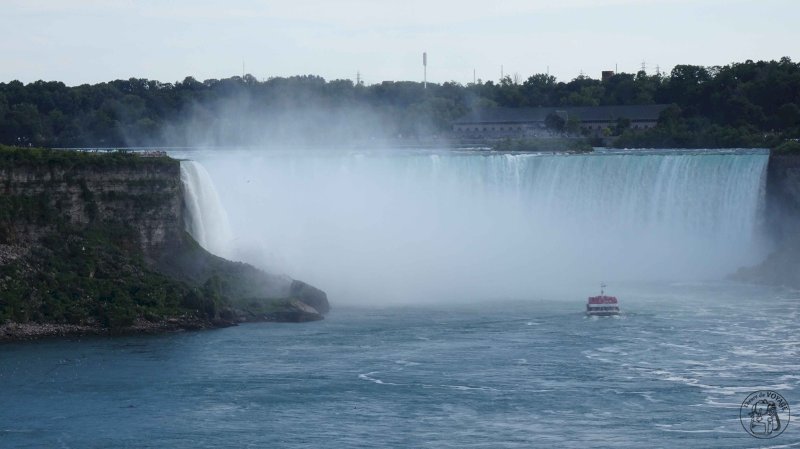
[0,57,799,148]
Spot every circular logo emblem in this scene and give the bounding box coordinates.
[740,390,790,439]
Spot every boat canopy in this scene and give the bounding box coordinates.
[588,296,618,305]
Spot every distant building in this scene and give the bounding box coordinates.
[452,104,669,137]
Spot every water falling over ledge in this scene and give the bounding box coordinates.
[177,149,771,304]
[180,160,234,258]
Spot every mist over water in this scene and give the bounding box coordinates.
[177,149,770,305]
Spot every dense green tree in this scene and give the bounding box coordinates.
[1,57,799,147]
[778,103,800,129]
[614,118,632,136]
[521,74,557,106]
[545,112,565,134]
[565,116,582,135]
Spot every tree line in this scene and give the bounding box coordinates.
[0,57,799,148]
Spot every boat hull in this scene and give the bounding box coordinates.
[586,311,620,317]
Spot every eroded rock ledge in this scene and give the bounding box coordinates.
[0,147,328,342]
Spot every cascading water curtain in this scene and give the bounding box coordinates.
[187,149,770,303]
[179,160,234,258]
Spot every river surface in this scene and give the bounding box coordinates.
[2,282,798,448]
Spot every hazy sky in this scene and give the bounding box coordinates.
[3,0,797,86]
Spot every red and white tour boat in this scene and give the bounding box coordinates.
[586,283,620,316]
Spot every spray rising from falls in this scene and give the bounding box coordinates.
[180,160,234,258]
[182,149,770,304]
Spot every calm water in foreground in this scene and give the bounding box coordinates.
[1,282,798,448]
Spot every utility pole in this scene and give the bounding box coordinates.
[473,69,476,84]
[242,60,245,79]
[501,65,504,80]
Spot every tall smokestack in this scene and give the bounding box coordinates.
[423,52,427,89]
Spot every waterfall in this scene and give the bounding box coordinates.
[180,160,234,258]
[184,149,770,303]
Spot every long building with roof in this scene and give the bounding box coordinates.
[452,104,669,137]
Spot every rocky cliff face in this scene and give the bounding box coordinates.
[765,153,800,241]
[0,148,328,340]
[735,152,800,287]
[0,158,183,257]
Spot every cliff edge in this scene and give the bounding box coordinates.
[735,147,800,287]
[0,146,328,341]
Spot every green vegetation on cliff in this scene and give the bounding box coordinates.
[0,144,172,169]
[0,147,327,334]
[774,140,800,154]
[0,147,221,328]
[0,224,219,328]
